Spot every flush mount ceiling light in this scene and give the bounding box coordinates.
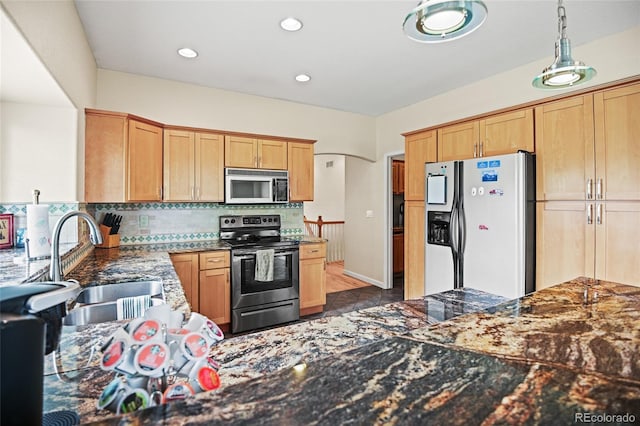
[532,0,596,89]
[280,17,303,32]
[295,74,311,83]
[177,47,198,59]
[403,0,487,43]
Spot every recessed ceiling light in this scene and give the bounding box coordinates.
[280,17,303,32]
[295,74,311,83]
[177,47,198,58]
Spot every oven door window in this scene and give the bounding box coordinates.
[238,252,294,293]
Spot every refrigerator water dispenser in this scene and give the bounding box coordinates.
[427,211,451,246]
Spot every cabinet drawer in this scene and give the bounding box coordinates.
[300,243,326,260]
[199,251,230,270]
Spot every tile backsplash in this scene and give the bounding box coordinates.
[88,202,305,245]
[0,202,82,246]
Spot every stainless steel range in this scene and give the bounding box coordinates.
[220,214,300,333]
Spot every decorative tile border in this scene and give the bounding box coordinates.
[93,202,304,211]
[0,202,80,216]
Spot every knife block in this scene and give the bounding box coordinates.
[95,224,120,249]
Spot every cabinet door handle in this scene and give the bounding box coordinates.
[587,203,593,225]
[323,260,326,271]
[207,258,223,263]
[309,249,319,253]
[473,143,477,158]
[479,141,484,157]
[596,203,603,225]
[586,179,593,200]
[191,186,195,200]
[596,178,603,200]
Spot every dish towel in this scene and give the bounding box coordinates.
[255,249,275,282]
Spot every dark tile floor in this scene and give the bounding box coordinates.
[228,275,404,337]
[303,273,404,321]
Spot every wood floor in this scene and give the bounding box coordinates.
[326,261,372,293]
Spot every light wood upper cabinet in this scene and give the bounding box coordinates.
[164,129,224,201]
[164,130,195,201]
[85,110,163,202]
[437,121,478,161]
[405,130,437,201]
[127,120,163,201]
[438,109,533,161]
[224,135,287,170]
[404,200,425,300]
[593,83,640,201]
[258,139,288,170]
[535,96,595,201]
[288,142,314,201]
[480,109,534,157]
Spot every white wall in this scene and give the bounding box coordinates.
[344,155,383,286]
[1,0,98,201]
[96,70,377,161]
[303,154,345,222]
[1,102,77,202]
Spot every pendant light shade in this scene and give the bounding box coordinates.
[532,0,596,89]
[403,0,487,43]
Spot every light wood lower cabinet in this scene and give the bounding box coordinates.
[299,242,326,316]
[170,250,231,330]
[536,201,640,290]
[170,253,199,311]
[404,201,425,300]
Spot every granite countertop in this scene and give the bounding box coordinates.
[20,242,640,424]
[82,278,640,425]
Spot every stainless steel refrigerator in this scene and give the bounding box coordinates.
[424,152,535,299]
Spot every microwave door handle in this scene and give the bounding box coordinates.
[272,179,276,202]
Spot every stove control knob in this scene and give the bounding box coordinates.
[263,218,267,222]
[223,219,229,224]
[231,219,236,224]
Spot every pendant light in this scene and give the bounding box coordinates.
[532,0,596,89]
[403,0,487,43]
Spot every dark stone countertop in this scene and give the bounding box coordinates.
[23,242,640,425]
[40,241,507,423]
[82,278,640,425]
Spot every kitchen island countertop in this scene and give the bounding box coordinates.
[33,243,640,425]
[85,278,640,425]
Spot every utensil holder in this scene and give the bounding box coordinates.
[96,225,120,249]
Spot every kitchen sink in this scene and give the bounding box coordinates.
[63,280,166,326]
[63,297,165,326]
[74,280,164,304]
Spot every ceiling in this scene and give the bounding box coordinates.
[5,1,640,115]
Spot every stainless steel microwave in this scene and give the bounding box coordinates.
[224,168,289,204]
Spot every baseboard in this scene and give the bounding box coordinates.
[343,269,385,289]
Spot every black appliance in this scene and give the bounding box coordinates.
[0,281,81,425]
[220,214,300,333]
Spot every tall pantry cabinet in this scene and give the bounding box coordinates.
[536,82,640,289]
[403,130,437,300]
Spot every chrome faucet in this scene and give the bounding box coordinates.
[49,211,103,281]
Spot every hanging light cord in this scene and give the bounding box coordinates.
[557,0,567,39]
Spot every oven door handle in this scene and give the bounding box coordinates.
[233,250,297,259]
